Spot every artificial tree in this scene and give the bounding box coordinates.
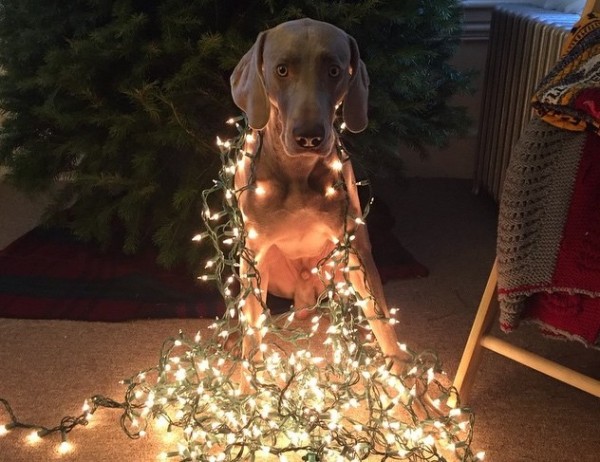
[0,0,470,270]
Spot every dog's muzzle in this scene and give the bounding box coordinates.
[288,123,333,155]
[293,123,324,149]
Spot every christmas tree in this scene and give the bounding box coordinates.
[0,0,470,269]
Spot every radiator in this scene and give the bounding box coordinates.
[473,4,579,201]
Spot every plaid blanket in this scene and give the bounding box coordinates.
[0,198,427,321]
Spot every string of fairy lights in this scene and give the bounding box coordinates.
[0,115,484,461]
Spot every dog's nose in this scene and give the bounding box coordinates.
[293,126,324,149]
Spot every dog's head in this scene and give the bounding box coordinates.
[230,18,369,156]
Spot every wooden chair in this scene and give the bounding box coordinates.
[453,0,600,404]
[453,260,600,403]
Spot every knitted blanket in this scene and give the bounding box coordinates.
[497,12,600,348]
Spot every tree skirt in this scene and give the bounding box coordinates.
[0,200,428,321]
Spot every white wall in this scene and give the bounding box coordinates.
[402,0,584,179]
[401,2,494,178]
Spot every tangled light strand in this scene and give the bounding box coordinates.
[124,115,480,461]
[0,116,483,462]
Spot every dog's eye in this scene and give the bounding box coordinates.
[276,65,288,77]
[329,65,341,78]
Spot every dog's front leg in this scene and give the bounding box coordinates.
[347,228,406,371]
[238,254,269,392]
[338,163,405,369]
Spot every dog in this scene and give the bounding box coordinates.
[230,18,404,367]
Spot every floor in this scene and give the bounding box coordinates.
[1,176,599,461]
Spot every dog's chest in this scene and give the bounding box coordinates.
[238,174,346,258]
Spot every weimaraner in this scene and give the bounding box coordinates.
[230,18,404,367]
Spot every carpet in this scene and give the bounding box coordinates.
[0,199,428,321]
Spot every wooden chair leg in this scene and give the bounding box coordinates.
[451,260,499,405]
[452,258,600,403]
[479,336,600,397]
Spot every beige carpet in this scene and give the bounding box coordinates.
[1,178,599,461]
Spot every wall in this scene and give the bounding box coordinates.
[402,1,515,179]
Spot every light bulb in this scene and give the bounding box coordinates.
[331,159,343,171]
[27,431,42,445]
[58,441,73,455]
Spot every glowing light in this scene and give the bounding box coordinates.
[216,136,231,149]
[0,425,8,436]
[427,367,435,383]
[449,408,462,418]
[331,159,343,171]
[27,431,42,445]
[325,185,336,197]
[58,441,73,455]
[175,368,187,381]
[82,400,91,413]
[247,228,258,240]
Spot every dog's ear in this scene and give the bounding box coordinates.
[230,31,270,130]
[343,34,370,133]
